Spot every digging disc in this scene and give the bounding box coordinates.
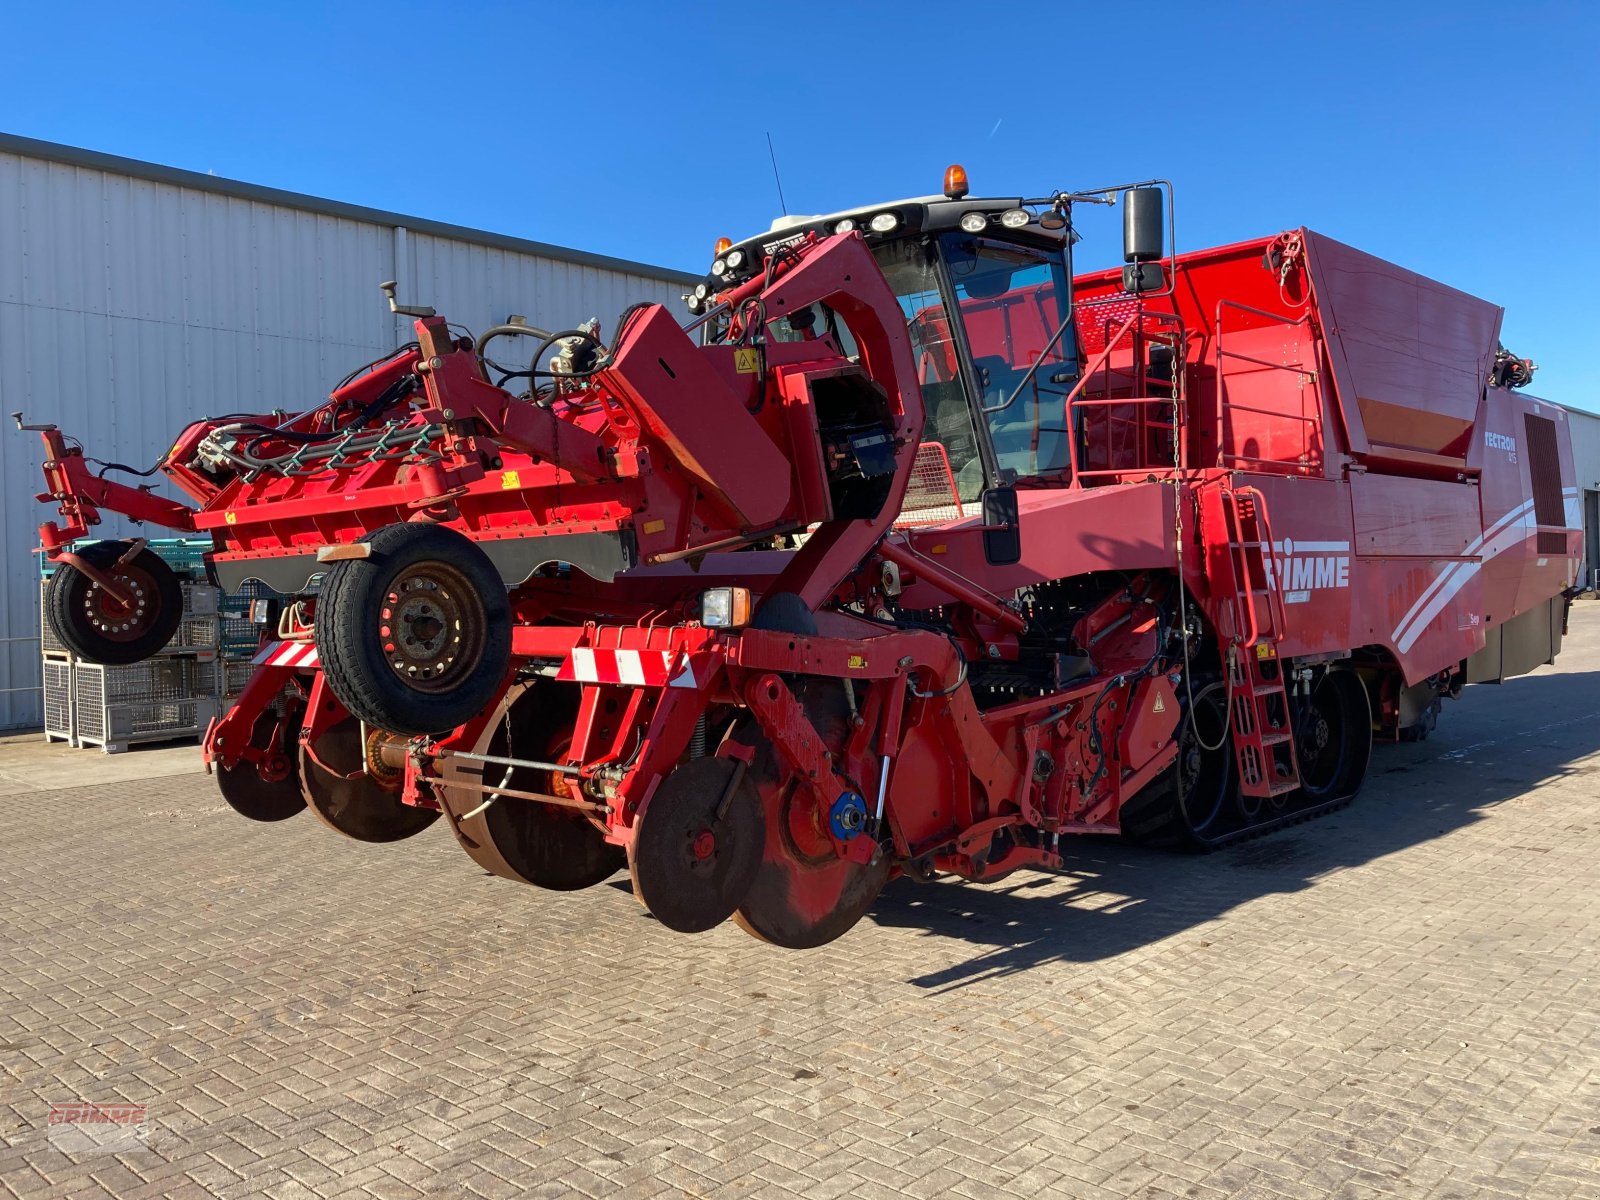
[437,684,624,891]
[216,709,306,823]
[733,685,890,949]
[301,716,440,843]
[628,756,765,934]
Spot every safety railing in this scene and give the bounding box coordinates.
[1213,300,1323,474]
[1064,309,1188,482]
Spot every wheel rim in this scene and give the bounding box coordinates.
[1297,674,1357,799]
[80,564,159,644]
[377,561,486,693]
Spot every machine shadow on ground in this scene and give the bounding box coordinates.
[867,666,1600,991]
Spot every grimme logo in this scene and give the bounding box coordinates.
[1264,538,1351,603]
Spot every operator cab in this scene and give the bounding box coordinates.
[696,178,1081,504]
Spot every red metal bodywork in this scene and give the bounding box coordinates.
[27,219,1581,922]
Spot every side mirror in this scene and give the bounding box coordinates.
[1122,188,1164,264]
[981,485,1022,566]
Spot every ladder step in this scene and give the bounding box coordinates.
[1260,732,1292,747]
[1252,685,1283,697]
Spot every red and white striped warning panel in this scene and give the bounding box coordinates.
[251,640,321,668]
[556,647,696,689]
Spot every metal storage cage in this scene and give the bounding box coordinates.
[42,660,74,745]
[73,659,221,753]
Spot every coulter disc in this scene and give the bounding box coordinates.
[437,684,625,891]
[300,716,440,843]
[628,757,765,934]
[732,685,890,949]
[216,710,306,823]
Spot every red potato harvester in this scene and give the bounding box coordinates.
[22,167,1581,947]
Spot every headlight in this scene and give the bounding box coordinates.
[868,212,899,233]
[725,248,745,269]
[833,218,856,234]
[693,282,710,300]
[700,587,752,629]
[959,212,988,233]
[710,258,729,277]
[999,208,1031,229]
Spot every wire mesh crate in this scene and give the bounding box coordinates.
[43,659,75,744]
[219,580,285,657]
[222,659,257,699]
[73,660,220,753]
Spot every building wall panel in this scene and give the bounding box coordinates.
[0,144,691,728]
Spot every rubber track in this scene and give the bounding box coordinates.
[1186,788,1359,853]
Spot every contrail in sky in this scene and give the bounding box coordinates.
[988,118,1003,139]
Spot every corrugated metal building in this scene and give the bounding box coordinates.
[1566,406,1600,588]
[0,133,696,730]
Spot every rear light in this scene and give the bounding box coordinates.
[700,587,752,629]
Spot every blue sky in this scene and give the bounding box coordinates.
[2,1,1595,407]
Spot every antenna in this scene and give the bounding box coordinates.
[766,132,789,215]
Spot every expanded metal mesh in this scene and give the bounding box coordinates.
[894,442,968,528]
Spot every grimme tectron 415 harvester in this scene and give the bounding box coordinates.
[24,167,1581,946]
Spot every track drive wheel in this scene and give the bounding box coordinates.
[438,684,625,891]
[300,716,440,842]
[314,523,511,737]
[1294,669,1372,801]
[732,685,890,949]
[45,540,183,665]
[1119,677,1236,850]
[216,708,306,823]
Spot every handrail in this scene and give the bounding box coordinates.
[1213,299,1322,473]
[1063,309,1185,480]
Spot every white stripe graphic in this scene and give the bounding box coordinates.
[1270,541,1350,553]
[1390,500,1532,645]
[615,650,646,687]
[569,647,597,681]
[1395,511,1536,653]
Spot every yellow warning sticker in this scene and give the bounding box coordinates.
[734,348,760,373]
[501,470,521,489]
[642,519,666,535]
[1152,693,1166,713]
[847,655,868,670]
[224,511,237,525]
[1256,643,1275,659]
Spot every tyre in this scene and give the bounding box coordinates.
[314,523,511,736]
[750,591,818,635]
[45,540,183,665]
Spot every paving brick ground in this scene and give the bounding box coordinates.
[3,610,1600,1199]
